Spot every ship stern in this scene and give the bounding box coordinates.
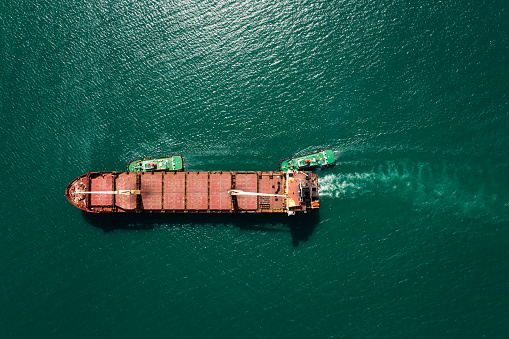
[285,171,319,215]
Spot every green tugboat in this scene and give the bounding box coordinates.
[127,155,184,172]
[279,149,335,172]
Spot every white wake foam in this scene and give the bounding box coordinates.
[318,161,508,219]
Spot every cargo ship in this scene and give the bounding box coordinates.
[66,171,319,215]
[127,155,183,172]
[279,149,336,171]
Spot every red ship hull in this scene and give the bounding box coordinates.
[66,171,319,215]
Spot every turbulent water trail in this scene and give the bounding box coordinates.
[318,160,508,220]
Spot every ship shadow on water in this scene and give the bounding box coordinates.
[82,211,319,246]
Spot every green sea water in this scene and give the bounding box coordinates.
[1,0,508,337]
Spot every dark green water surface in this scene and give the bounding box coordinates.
[1,0,508,337]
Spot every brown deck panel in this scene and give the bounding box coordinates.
[141,172,163,210]
[115,173,137,211]
[258,173,284,211]
[163,172,186,210]
[209,172,232,210]
[235,173,258,210]
[186,172,209,210]
[90,173,113,206]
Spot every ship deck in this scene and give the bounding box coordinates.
[66,171,318,214]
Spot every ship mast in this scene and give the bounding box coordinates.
[228,190,287,197]
[74,190,141,195]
